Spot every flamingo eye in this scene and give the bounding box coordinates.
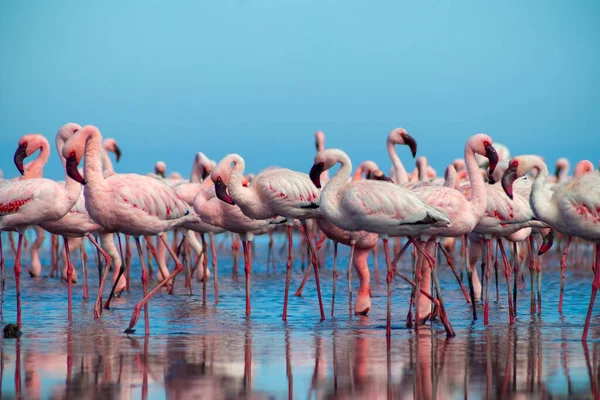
[483,141,490,147]
[512,160,518,167]
[318,162,324,167]
[70,151,76,157]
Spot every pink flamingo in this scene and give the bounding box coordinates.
[195,154,284,317]
[309,148,452,336]
[213,154,326,322]
[410,134,498,327]
[387,128,417,185]
[61,125,199,335]
[502,155,600,340]
[0,128,83,326]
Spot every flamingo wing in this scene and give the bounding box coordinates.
[341,181,449,228]
[557,174,600,224]
[256,169,320,208]
[111,174,192,221]
[0,179,47,216]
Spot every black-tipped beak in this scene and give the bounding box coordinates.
[314,139,319,152]
[368,170,393,182]
[538,230,554,255]
[214,180,235,205]
[66,155,86,185]
[13,144,27,175]
[201,166,210,180]
[501,164,517,199]
[554,165,562,179]
[401,133,418,158]
[485,144,498,176]
[114,146,122,162]
[488,174,496,185]
[309,163,324,188]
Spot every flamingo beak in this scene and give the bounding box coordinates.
[66,155,86,185]
[401,133,418,158]
[114,145,122,162]
[214,180,235,205]
[368,170,393,182]
[538,230,554,255]
[554,165,562,179]
[501,164,517,199]
[314,139,319,151]
[155,168,165,178]
[488,174,496,184]
[309,163,324,188]
[485,143,499,180]
[201,166,210,180]
[13,144,27,175]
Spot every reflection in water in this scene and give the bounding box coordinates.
[0,239,599,399]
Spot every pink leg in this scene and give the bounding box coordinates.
[301,221,325,321]
[497,239,514,325]
[347,242,356,318]
[125,235,132,293]
[63,237,74,321]
[528,236,536,314]
[80,239,89,300]
[243,240,252,317]
[104,234,128,309]
[582,243,600,341]
[559,237,572,314]
[125,234,184,334]
[331,242,338,317]
[353,248,371,316]
[14,234,24,327]
[440,245,471,303]
[210,233,219,303]
[87,234,113,319]
[134,237,150,336]
[282,224,294,322]
[383,238,393,337]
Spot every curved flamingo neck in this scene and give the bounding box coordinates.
[527,158,559,225]
[464,143,486,219]
[101,149,114,175]
[321,151,352,221]
[82,129,108,190]
[316,137,330,183]
[23,141,50,179]
[387,139,408,184]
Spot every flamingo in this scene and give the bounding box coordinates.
[213,154,326,322]
[410,134,498,326]
[309,148,453,336]
[0,128,83,327]
[501,155,600,340]
[387,128,417,185]
[194,154,284,317]
[61,125,200,335]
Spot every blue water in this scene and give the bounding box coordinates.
[0,233,598,399]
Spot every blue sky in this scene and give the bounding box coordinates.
[1,0,599,180]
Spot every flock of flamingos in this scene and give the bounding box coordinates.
[0,123,598,341]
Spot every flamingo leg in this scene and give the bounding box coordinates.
[383,237,392,337]
[582,243,600,341]
[104,234,128,309]
[483,238,491,325]
[497,239,514,325]
[133,237,150,335]
[331,242,338,317]
[512,241,519,313]
[125,235,132,292]
[464,235,477,320]
[15,233,24,327]
[145,238,172,291]
[494,240,499,302]
[125,233,185,334]
[80,239,89,300]
[232,233,240,282]
[559,237,573,314]
[440,245,471,303]
[406,248,417,329]
[301,221,326,321]
[210,233,219,303]
[528,236,536,314]
[198,233,208,303]
[182,238,193,296]
[267,231,273,274]
[347,241,356,318]
[50,234,59,278]
[0,234,4,317]
[294,257,312,296]
[243,240,252,317]
[282,223,294,322]
[87,234,113,318]
[373,246,380,284]
[63,237,74,321]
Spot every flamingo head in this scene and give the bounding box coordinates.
[387,128,417,158]
[62,126,92,185]
[573,160,594,178]
[13,134,50,175]
[554,157,569,179]
[194,152,214,181]
[538,230,554,255]
[452,158,466,172]
[368,169,393,182]
[470,134,498,182]
[501,156,546,199]
[103,138,122,162]
[154,161,166,178]
[353,160,379,181]
[314,130,325,152]
[211,155,238,205]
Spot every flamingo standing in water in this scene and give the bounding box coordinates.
[0,128,83,327]
[502,155,600,340]
[195,154,285,317]
[213,154,326,322]
[309,148,452,336]
[61,125,199,335]
[410,134,498,326]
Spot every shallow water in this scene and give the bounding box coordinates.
[0,234,599,399]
